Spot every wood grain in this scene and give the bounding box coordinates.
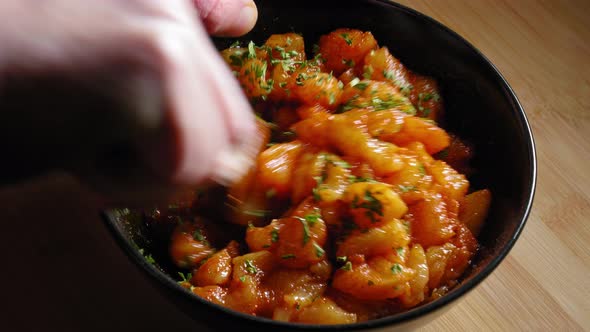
[394,0,590,331]
[0,1,588,331]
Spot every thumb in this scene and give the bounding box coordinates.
[193,0,258,37]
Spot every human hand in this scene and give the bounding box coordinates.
[0,0,259,205]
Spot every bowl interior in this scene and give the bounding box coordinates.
[103,0,536,330]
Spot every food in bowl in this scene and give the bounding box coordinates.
[139,29,492,324]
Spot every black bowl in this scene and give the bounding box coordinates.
[102,0,537,330]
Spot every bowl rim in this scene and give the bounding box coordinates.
[101,0,537,330]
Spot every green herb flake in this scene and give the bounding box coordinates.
[403,220,410,231]
[271,229,279,243]
[282,130,296,137]
[341,261,353,271]
[145,254,156,265]
[294,216,311,245]
[244,260,258,274]
[281,253,296,259]
[229,40,241,48]
[351,190,384,223]
[328,92,336,105]
[342,58,355,67]
[247,41,256,59]
[239,275,247,282]
[417,164,426,175]
[243,209,272,217]
[340,33,353,45]
[313,243,325,258]
[305,214,321,226]
[349,77,361,87]
[178,272,193,282]
[398,185,417,193]
[336,256,348,263]
[391,263,402,274]
[400,84,414,96]
[383,70,395,80]
[396,247,405,256]
[192,228,206,242]
[363,65,374,79]
[354,82,369,91]
[419,92,440,102]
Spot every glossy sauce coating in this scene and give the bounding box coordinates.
[158,29,491,325]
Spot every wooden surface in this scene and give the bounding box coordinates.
[1,1,589,331]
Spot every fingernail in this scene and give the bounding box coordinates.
[210,145,255,187]
[210,124,262,186]
[234,2,258,35]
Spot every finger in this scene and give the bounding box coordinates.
[193,0,258,37]
[142,22,256,187]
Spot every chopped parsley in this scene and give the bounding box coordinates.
[178,272,192,282]
[336,256,348,263]
[229,40,241,48]
[371,96,403,111]
[329,92,336,105]
[383,70,395,80]
[363,65,374,79]
[351,189,384,223]
[138,249,156,265]
[391,263,402,274]
[419,92,440,102]
[294,216,311,245]
[281,254,296,259]
[247,41,256,59]
[312,175,324,202]
[398,185,417,193]
[396,247,405,256]
[271,229,279,243]
[304,213,321,226]
[192,228,206,242]
[242,209,272,217]
[342,58,355,67]
[349,175,376,183]
[244,260,258,274]
[313,243,325,258]
[341,261,353,271]
[354,82,369,90]
[340,33,353,45]
[417,164,426,175]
